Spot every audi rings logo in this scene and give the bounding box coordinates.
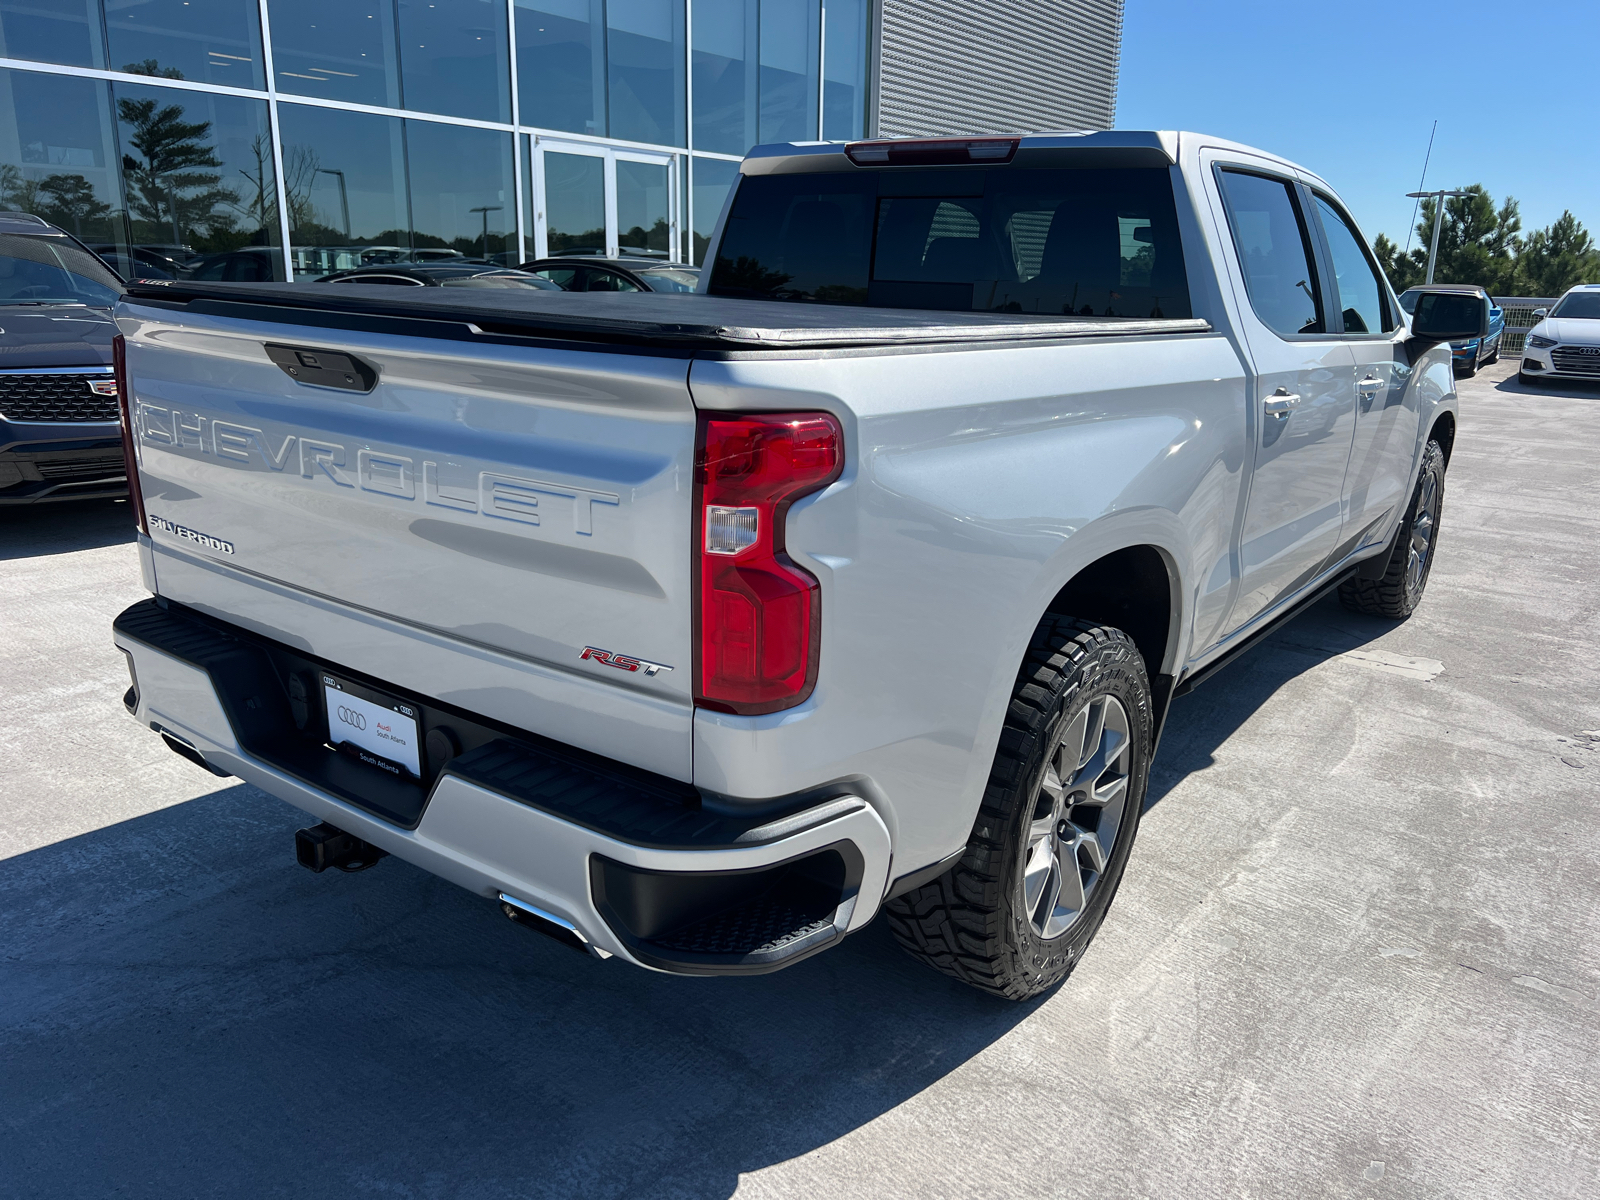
[336,705,367,731]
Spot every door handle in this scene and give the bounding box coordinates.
[1356,375,1384,393]
[1263,387,1301,419]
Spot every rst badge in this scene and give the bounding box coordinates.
[580,646,673,677]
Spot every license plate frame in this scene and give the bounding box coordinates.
[322,672,422,779]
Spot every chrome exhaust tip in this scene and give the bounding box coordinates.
[499,893,610,960]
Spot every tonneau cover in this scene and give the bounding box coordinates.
[123,280,1209,352]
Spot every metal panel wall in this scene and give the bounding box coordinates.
[873,0,1123,138]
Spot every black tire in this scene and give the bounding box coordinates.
[1339,439,1445,619]
[1485,337,1499,365]
[884,617,1152,1001]
[1457,354,1476,378]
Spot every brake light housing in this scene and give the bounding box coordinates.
[695,411,842,715]
[845,137,1018,167]
[113,333,147,535]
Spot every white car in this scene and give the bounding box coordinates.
[1520,283,1600,384]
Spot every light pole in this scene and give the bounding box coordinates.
[315,168,350,239]
[470,205,502,261]
[1406,188,1472,284]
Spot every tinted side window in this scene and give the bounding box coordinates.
[1217,170,1323,336]
[709,167,1191,317]
[1313,195,1391,334]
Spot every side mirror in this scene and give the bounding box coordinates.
[1410,292,1488,345]
[1532,307,1548,320]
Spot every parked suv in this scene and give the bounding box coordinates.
[0,212,124,505]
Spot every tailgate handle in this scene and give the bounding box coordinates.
[264,343,378,393]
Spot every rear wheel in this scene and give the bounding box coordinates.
[1485,336,1500,365]
[884,617,1152,1000]
[1339,439,1445,619]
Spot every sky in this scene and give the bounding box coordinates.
[1116,0,1600,254]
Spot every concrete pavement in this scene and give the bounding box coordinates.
[1,360,1596,1198]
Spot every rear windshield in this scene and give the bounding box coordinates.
[709,167,1191,318]
[0,233,121,305]
[1552,292,1600,319]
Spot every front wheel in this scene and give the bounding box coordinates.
[1339,439,1446,619]
[884,617,1152,1000]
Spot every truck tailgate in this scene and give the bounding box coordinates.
[121,300,696,774]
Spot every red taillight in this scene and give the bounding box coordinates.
[845,137,1018,166]
[695,412,842,715]
[113,333,147,535]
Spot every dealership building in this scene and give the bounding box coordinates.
[0,0,1122,279]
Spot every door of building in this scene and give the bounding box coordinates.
[531,138,680,262]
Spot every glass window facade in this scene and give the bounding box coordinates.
[113,79,282,275]
[0,0,865,280]
[405,116,513,256]
[821,0,867,141]
[270,0,401,107]
[107,0,266,87]
[606,0,684,147]
[0,68,122,245]
[692,0,755,157]
[0,0,105,69]
[516,0,604,136]
[691,153,737,265]
[396,0,510,122]
[758,0,816,144]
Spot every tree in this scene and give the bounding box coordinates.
[123,59,184,80]
[1377,185,1520,294]
[1516,211,1600,297]
[0,164,39,214]
[117,96,238,246]
[38,174,111,237]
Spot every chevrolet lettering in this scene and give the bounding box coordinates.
[137,404,621,536]
[111,130,1460,1001]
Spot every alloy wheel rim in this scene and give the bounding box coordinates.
[1406,470,1439,597]
[1022,694,1132,940]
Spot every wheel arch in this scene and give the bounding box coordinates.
[1046,543,1181,689]
[1428,408,1457,467]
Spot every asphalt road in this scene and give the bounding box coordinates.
[3,360,1596,1199]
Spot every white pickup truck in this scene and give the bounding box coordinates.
[110,132,1475,999]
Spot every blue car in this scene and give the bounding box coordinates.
[1398,285,1504,376]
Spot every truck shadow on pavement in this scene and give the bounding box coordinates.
[1146,593,1399,811]
[1492,371,1600,398]
[0,497,136,560]
[0,784,1039,1199]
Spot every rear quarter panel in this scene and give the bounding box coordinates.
[690,334,1247,875]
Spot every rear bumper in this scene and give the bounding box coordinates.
[113,599,891,975]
